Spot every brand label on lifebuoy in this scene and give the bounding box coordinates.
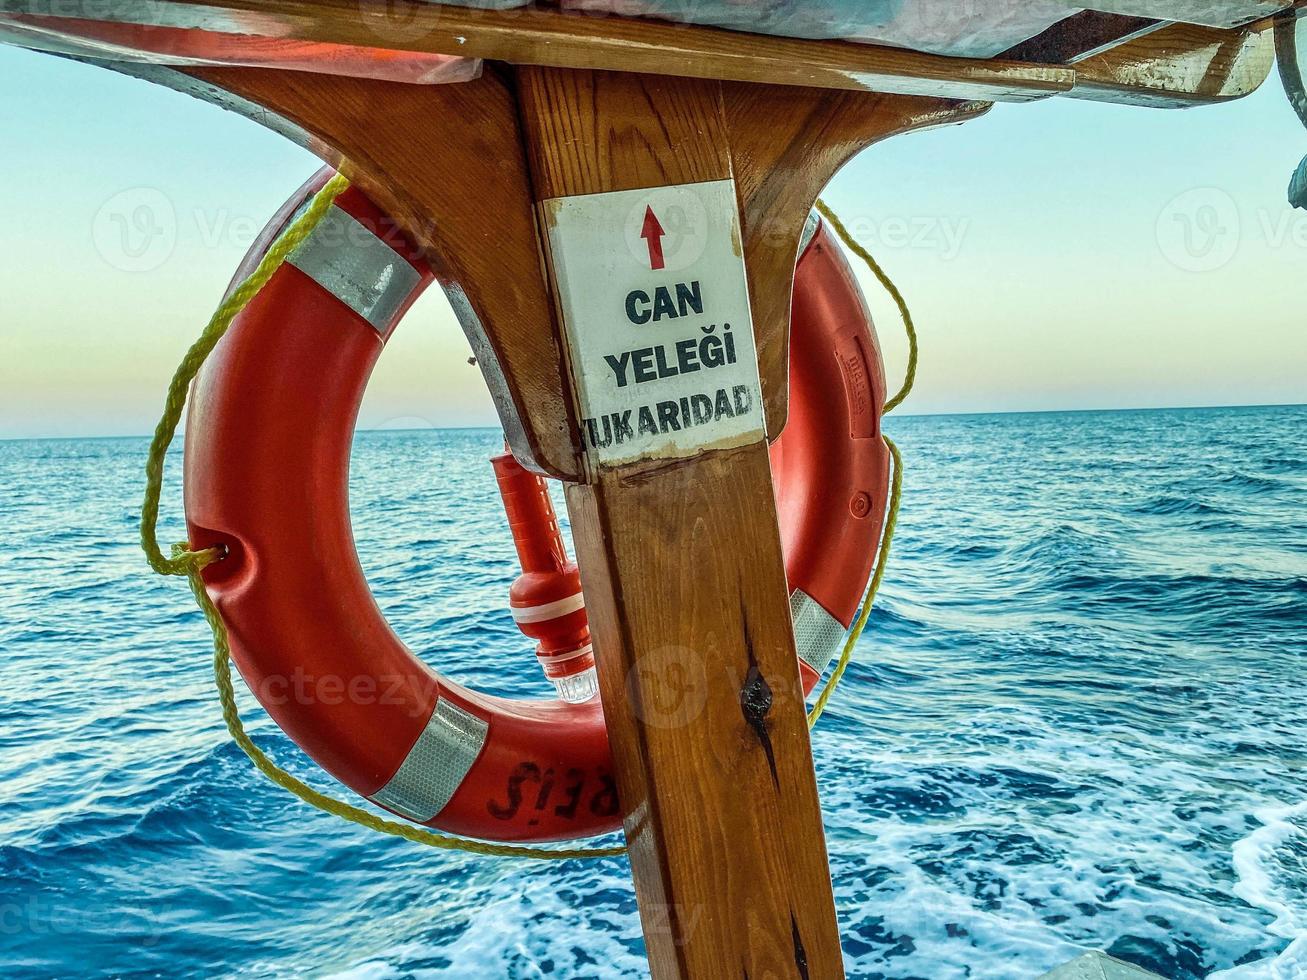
[542,179,764,468]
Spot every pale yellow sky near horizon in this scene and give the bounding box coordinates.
[1,46,1305,440]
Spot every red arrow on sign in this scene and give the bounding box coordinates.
[640,205,666,271]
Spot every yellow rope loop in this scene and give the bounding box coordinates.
[803,199,917,725]
[814,199,917,415]
[140,172,352,578]
[805,199,916,726]
[805,203,920,731]
[142,181,912,859]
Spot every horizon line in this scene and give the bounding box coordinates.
[1,400,1302,444]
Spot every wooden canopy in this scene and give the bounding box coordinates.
[0,0,1299,107]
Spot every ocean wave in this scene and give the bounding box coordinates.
[1260,456,1305,475]
[1133,494,1227,517]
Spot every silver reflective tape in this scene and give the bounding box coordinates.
[286,205,421,332]
[370,698,488,822]
[790,589,847,679]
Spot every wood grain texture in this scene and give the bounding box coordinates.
[520,69,841,977]
[176,64,583,479]
[723,87,989,436]
[1069,19,1275,104]
[567,443,842,980]
[517,69,730,196]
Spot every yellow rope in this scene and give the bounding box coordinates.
[805,199,916,728]
[186,555,625,860]
[806,435,901,728]
[815,200,917,414]
[141,173,351,578]
[141,179,910,859]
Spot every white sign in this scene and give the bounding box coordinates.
[542,179,765,468]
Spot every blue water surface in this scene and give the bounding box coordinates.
[1,406,1304,979]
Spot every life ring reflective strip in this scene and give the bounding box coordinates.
[184,170,889,843]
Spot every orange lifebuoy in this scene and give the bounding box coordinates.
[184,170,890,843]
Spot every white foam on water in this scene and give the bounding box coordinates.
[1211,802,1307,980]
[323,872,648,979]
[814,699,1301,979]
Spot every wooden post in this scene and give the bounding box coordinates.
[567,447,842,978]
[516,69,844,978]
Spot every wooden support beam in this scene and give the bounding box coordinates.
[3,0,1075,102]
[517,67,843,978]
[1273,0,1307,23]
[133,58,981,455]
[721,87,987,435]
[1069,19,1275,105]
[166,64,584,479]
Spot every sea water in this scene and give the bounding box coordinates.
[0,406,1303,979]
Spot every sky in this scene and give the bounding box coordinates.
[0,44,1304,439]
